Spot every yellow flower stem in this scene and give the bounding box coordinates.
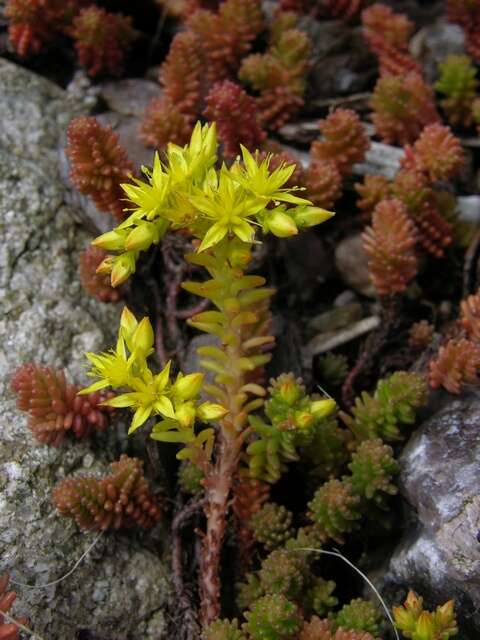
[185,238,274,627]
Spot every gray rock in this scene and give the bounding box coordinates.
[355,140,405,179]
[278,134,404,180]
[458,196,480,226]
[334,234,376,298]
[382,394,480,635]
[66,70,101,113]
[0,59,169,639]
[98,112,154,170]
[99,79,162,118]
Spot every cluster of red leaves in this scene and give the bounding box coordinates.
[53,455,162,531]
[311,109,370,177]
[428,291,480,394]
[11,363,115,446]
[371,72,439,145]
[446,0,480,62]
[0,574,28,640]
[306,109,369,209]
[5,0,135,77]
[239,27,311,129]
[388,124,463,258]
[401,123,465,182]
[188,0,264,83]
[362,199,418,296]
[79,246,123,303]
[5,0,78,57]
[160,31,203,116]
[232,477,270,569]
[142,0,264,148]
[429,338,480,393]
[391,169,453,258]
[362,3,419,76]
[204,81,266,158]
[141,99,194,148]
[66,116,134,221]
[305,159,342,210]
[72,6,136,77]
[359,9,465,288]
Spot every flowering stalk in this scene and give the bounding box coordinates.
[184,237,274,624]
[80,123,335,627]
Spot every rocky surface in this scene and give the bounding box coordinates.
[334,234,376,298]
[0,59,169,639]
[381,393,480,636]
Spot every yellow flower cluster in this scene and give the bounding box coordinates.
[81,307,226,460]
[93,121,333,286]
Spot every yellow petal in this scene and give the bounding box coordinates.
[78,379,110,395]
[154,396,176,420]
[198,222,228,252]
[155,361,172,391]
[103,393,138,408]
[128,405,152,434]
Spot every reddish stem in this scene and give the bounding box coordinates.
[199,433,240,627]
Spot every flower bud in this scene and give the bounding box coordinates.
[197,402,228,422]
[111,252,136,287]
[92,229,128,251]
[310,398,336,419]
[274,378,303,406]
[266,209,298,238]
[293,205,334,228]
[120,306,138,338]
[132,317,154,356]
[175,402,197,428]
[96,255,115,275]
[173,373,204,401]
[125,222,159,251]
[294,410,315,429]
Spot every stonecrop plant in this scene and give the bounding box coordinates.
[81,121,335,626]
